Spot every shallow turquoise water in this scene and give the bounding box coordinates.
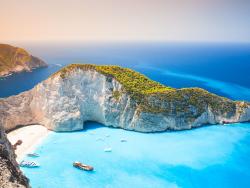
[22,122,250,188]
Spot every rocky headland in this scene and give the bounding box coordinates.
[0,64,249,132]
[0,124,29,188]
[0,44,47,77]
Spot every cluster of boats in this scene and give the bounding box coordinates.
[19,153,94,171]
[19,153,40,168]
[19,135,127,171]
[97,137,127,152]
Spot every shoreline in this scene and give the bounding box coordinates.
[7,125,50,162]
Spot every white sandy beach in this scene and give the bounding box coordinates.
[7,125,50,162]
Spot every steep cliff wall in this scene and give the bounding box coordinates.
[0,44,47,77]
[0,123,29,187]
[0,64,249,132]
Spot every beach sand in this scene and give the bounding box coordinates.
[7,125,50,162]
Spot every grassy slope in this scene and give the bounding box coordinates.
[54,64,174,93]
[0,44,31,73]
[53,64,248,116]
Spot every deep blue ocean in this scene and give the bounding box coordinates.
[1,42,250,188]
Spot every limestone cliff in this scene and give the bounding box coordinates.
[0,123,29,187]
[0,64,249,132]
[0,44,47,77]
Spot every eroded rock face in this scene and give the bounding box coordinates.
[0,67,249,132]
[0,124,29,188]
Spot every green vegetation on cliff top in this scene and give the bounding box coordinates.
[55,64,174,95]
[54,64,248,116]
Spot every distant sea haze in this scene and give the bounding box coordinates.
[0,42,250,102]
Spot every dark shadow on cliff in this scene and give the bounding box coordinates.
[82,121,104,131]
[82,121,125,133]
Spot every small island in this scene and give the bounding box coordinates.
[0,44,47,77]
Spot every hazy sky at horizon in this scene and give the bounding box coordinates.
[0,0,250,43]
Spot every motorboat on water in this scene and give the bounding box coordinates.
[120,139,127,142]
[73,162,94,171]
[96,137,104,141]
[104,147,112,152]
[27,153,40,157]
[19,160,40,168]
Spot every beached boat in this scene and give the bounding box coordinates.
[27,153,40,157]
[19,160,40,168]
[73,162,94,171]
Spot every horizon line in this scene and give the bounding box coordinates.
[1,39,250,45]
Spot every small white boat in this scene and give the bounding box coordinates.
[54,63,63,67]
[96,138,104,141]
[104,147,112,152]
[120,139,127,142]
[27,153,40,157]
[19,160,40,168]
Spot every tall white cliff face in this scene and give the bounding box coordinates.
[30,69,141,131]
[31,69,111,131]
[0,68,250,132]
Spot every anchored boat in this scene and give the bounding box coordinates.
[120,139,127,142]
[104,147,112,152]
[19,160,40,168]
[27,153,40,157]
[73,162,94,171]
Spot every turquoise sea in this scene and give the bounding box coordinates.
[1,42,250,187]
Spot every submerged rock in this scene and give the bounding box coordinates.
[0,124,29,188]
[0,64,249,132]
[0,44,47,77]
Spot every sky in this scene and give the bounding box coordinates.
[0,0,250,43]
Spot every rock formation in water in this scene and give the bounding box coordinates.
[0,124,29,187]
[0,44,47,77]
[0,64,250,132]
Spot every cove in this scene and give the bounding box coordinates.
[21,122,250,188]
